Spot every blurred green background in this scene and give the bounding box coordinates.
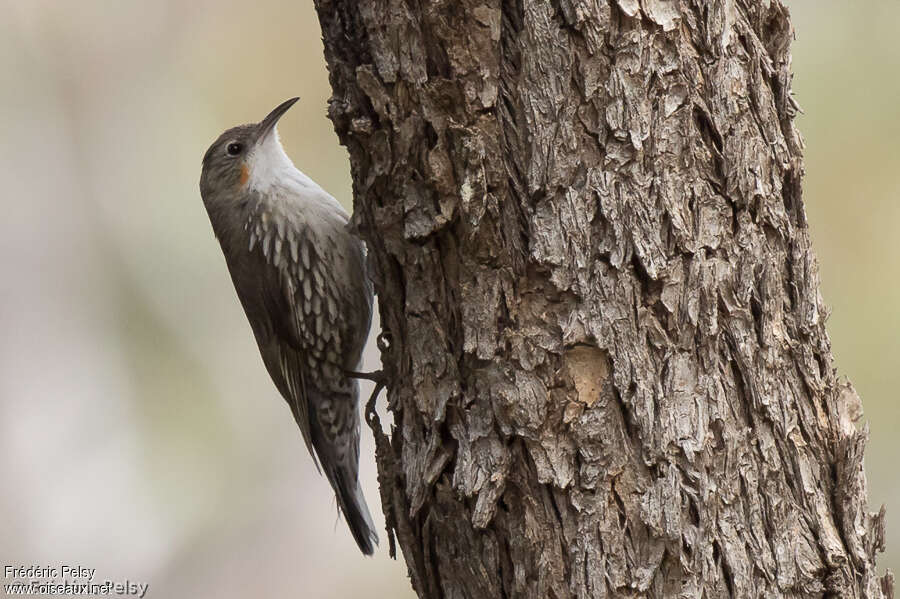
[0,1,895,596]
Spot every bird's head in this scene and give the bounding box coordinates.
[200,97,299,202]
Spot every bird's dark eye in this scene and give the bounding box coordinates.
[226,142,243,156]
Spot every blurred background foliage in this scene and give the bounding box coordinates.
[0,1,895,596]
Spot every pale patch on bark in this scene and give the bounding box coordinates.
[565,346,609,408]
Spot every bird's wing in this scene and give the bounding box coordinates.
[280,349,321,468]
[223,207,321,468]
[241,196,370,467]
[250,194,371,368]
[251,270,321,470]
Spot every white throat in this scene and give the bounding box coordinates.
[246,128,299,193]
[243,127,348,222]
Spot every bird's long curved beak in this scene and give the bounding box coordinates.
[255,97,299,144]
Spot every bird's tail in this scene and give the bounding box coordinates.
[328,465,378,555]
[309,385,379,555]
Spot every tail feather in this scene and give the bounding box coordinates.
[308,384,378,555]
[330,467,379,555]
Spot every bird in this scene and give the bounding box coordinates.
[199,97,378,555]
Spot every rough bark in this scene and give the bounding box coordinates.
[312,1,893,597]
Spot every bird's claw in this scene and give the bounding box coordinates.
[344,369,385,384]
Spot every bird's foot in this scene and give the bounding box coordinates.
[345,369,388,427]
[344,369,385,384]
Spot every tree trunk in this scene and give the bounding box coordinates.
[312,1,892,597]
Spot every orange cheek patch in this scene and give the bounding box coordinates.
[239,163,250,187]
